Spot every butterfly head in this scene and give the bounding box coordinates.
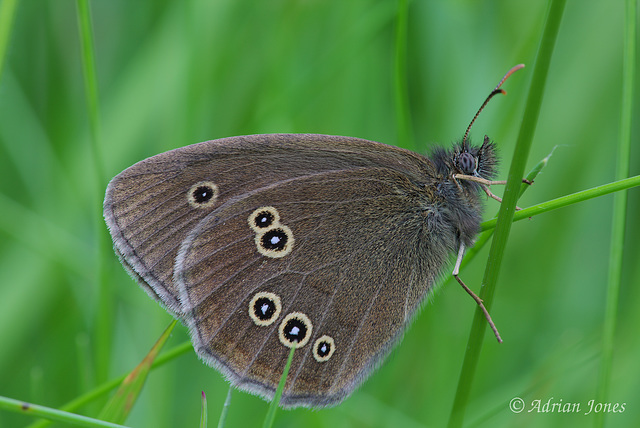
[453,135,498,181]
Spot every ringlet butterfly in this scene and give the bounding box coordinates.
[104,65,524,408]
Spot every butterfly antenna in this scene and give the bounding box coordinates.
[462,64,525,150]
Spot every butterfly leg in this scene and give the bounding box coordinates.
[453,174,531,210]
[452,243,503,343]
[453,175,532,187]
[479,184,525,212]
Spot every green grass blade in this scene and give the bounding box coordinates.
[480,175,640,231]
[517,146,557,199]
[75,0,111,386]
[393,0,414,149]
[0,395,130,428]
[200,391,208,428]
[262,346,295,428]
[447,1,567,427]
[98,320,178,423]
[0,0,18,82]
[76,0,102,160]
[216,389,232,428]
[594,0,636,427]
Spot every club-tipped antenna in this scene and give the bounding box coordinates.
[462,64,525,150]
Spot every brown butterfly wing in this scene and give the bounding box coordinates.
[175,167,451,407]
[104,134,434,316]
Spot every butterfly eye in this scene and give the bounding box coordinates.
[249,292,282,326]
[313,335,336,362]
[279,312,313,348]
[458,152,477,175]
[187,181,219,208]
[248,206,280,232]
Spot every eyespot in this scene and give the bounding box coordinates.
[248,206,280,232]
[313,335,336,362]
[248,292,282,326]
[278,312,312,348]
[255,225,294,258]
[458,152,477,175]
[187,181,219,208]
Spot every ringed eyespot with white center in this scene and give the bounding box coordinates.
[313,335,336,362]
[255,225,294,258]
[187,181,219,208]
[278,312,312,348]
[248,291,282,326]
[248,206,280,232]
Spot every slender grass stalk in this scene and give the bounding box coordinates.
[262,347,295,428]
[0,396,130,428]
[447,1,567,426]
[481,175,640,231]
[0,0,18,82]
[217,389,232,428]
[76,0,102,156]
[200,391,208,428]
[393,0,414,150]
[594,0,636,427]
[76,0,111,385]
[98,320,177,423]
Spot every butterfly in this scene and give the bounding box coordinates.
[104,64,523,408]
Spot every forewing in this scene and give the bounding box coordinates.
[104,134,434,315]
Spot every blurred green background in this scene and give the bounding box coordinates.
[1,0,638,427]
